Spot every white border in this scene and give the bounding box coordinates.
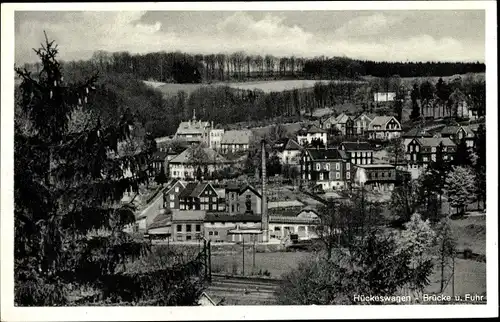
[1,2,498,320]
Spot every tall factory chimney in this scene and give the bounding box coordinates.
[261,139,269,242]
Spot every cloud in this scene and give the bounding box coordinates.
[15,11,484,64]
[334,13,403,37]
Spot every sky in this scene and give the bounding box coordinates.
[14,10,485,65]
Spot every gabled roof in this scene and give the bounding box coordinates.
[306,148,348,160]
[354,112,376,122]
[297,124,327,135]
[335,113,352,124]
[240,184,262,198]
[169,146,228,164]
[163,178,185,195]
[178,182,199,198]
[176,120,211,135]
[368,116,398,130]
[340,141,373,151]
[274,138,302,152]
[205,213,261,223]
[415,137,456,147]
[191,183,210,197]
[403,128,433,138]
[221,130,253,145]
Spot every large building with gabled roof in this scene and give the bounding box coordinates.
[300,148,351,191]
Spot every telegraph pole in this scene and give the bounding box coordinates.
[242,236,245,276]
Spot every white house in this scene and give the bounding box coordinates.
[273,138,303,166]
[220,130,253,153]
[353,113,376,135]
[168,146,230,180]
[373,92,396,102]
[367,116,402,140]
[268,207,320,241]
[296,124,328,146]
[209,128,224,151]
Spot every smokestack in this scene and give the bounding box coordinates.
[261,139,269,242]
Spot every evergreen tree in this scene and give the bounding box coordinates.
[445,166,476,215]
[453,138,471,166]
[473,124,486,208]
[410,83,421,121]
[14,35,204,306]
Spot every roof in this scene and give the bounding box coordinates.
[269,216,320,225]
[306,148,348,160]
[340,141,373,151]
[274,138,302,152]
[416,137,456,147]
[215,188,226,198]
[178,182,199,198]
[368,116,397,130]
[221,130,252,145]
[148,210,173,230]
[240,184,262,198]
[169,146,228,164]
[403,128,433,138]
[297,124,327,135]
[268,200,305,209]
[163,178,185,194]
[440,126,462,136]
[205,213,262,223]
[354,113,376,122]
[335,113,352,124]
[176,120,211,135]
[172,209,206,222]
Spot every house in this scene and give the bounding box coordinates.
[440,125,475,148]
[220,130,253,154]
[269,206,320,241]
[162,179,186,210]
[367,116,402,140]
[300,148,351,191]
[353,164,397,192]
[209,128,224,151]
[402,128,434,150]
[373,92,396,102]
[296,124,328,147]
[273,138,303,166]
[406,137,456,176]
[174,110,212,145]
[179,182,221,211]
[339,141,374,165]
[135,191,165,232]
[147,209,173,239]
[322,113,355,136]
[168,145,230,180]
[172,209,206,242]
[224,182,262,215]
[204,212,262,243]
[353,113,376,136]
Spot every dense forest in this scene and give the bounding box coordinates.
[20,50,485,84]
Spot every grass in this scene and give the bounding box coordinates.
[449,216,486,255]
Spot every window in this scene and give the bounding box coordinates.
[231,205,235,212]
[180,204,185,210]
[336,173,340,179]
[316,163,321,171]
[209,231,213,236]
[177,225,182,232]
[196,225,201,232]
[170,194,174,201]
[214,231,219,236]
[346,163,350,170]
[346,172,350,179]
[169,202,175,208]
[231,193,235,200]
[423,157,428,162]
[186,235,192,241]
[336,163,340,170]
[176,235,183,241]
[308,174,311,180]
[212,197,217,202]
[431,147,436,153]
[175,186,179,193]
[319,173,324,180]
[186,225,192,232]
[325,163,330,171]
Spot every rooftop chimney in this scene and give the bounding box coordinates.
[261,139,269,242]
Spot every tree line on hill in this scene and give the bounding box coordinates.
[21,49,485,84]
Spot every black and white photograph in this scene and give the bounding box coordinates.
[1,1,498,320]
